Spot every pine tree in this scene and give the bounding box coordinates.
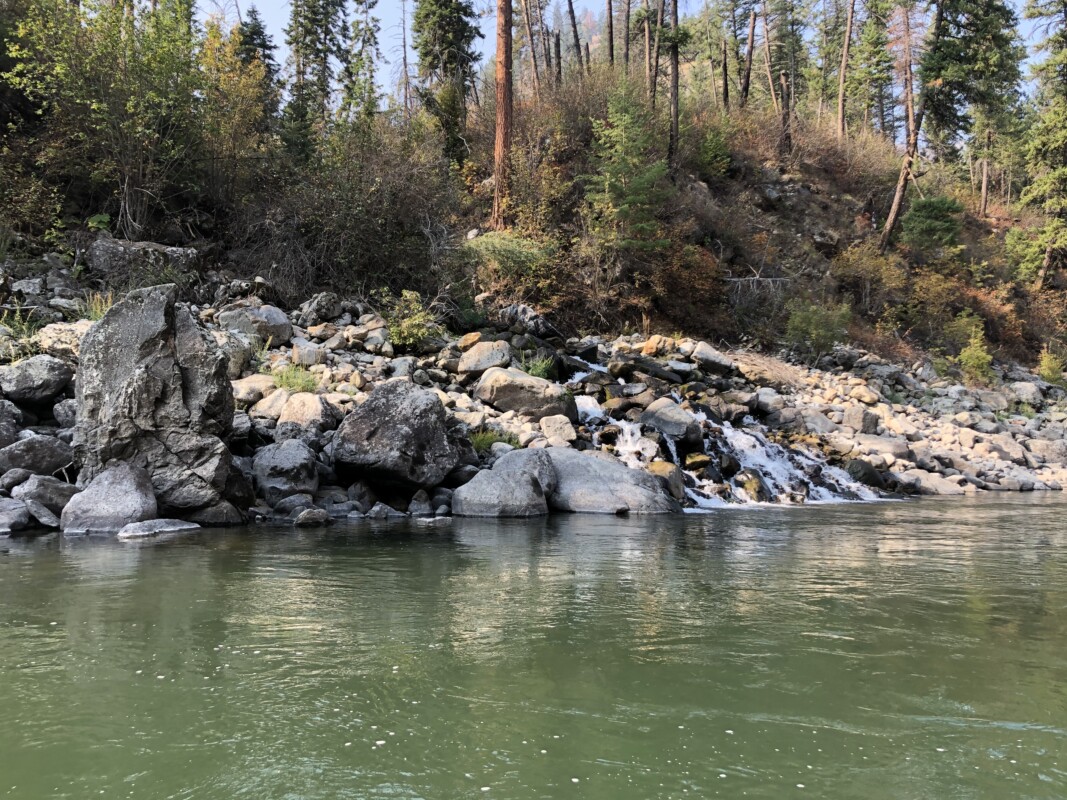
[284,0,349,133]
[236,6,280,124]
[341,0,381,123]
[1022,0,1067,286]
[848,0,894,134]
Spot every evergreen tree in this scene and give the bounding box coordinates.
[341,0,381,123]
[236,6,281,124]
[848,0,894,134]
[284,0,349,139]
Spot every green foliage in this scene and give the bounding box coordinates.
[85,214,111,233]
[1037,343,1065,385]
[461,232,554,291]
[470,427,520,455]
[584,89,673,254]
[519,353,555,379]
[379,289,439,351]
[0,302,45,340]
[697,127,731,180]
[784,298,851,361]
[958,329,995,385]
[830,242,907,316]
[901,197,965,250]
[78,291,113,321]
[274,364,319,393]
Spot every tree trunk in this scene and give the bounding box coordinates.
[585,41,591,71]
[644,0,653,92]
[651,0,665,107]
[721,37,731,111]
[879,0,942,252]
[980,128,992,217]
[606,0,615,65]
[521,0,541,97]
[762,6,779,114]
[567,0,583,72]
[623,0,632,67]
[668,0,680,175]
[739,10,756,107]
[555,31,563,85]
[779,70,791,156]
[534,0,552,74]
[837,0,855,140]
[900,3,916,151]
[491,0,513,230]
[1036,243,1055,290]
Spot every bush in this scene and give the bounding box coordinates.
[1004,226,1046,283]
[379,289,439,351]
[784,298,852,361]
[519,353,555,379]
[470,428,520,455]
[697,127,731,181]
[830,242,907,317]
[1037,344,1065,385]
[273,365,319,393]
[901,196,964,250]
[461,232,555,294]
[958,330,995,386]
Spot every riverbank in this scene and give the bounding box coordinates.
[0,246,1065,536]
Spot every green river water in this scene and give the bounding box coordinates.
[1,495,1065,799]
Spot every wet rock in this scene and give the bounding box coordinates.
[545,449,680,514]
[897,468,966,496]
[252,439,319,505]
[332,381,465,488]
[0,497,31,533]
[294,507,331,528]
[0,435,73,475]
[647,461,686,501]
[23,498,60,529]
[60,463,158,535]
[734,468,773,502]
[846,459,886,490]
[639,398,702,446]
[366,502,406,520]
[458,340,511,374]
[474,367,578,422]
[407,489,434,517]
[74,285,250,520]
[117,519,201,540]
[11,475,79,515]
[0,355,73,404]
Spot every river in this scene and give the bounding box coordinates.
[1,496,1065,799]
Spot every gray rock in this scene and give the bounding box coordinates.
[846,459,886,490]
[690,341,735,374]
[897,468,966,496]
[0,402,21,449]
[843,405,879,434]
[539,414,577,443]
[273,493,315,514]
[332,381,465,487]
[366,502,406,519]
[275,392,338,444]
[544,449,680,514]
[1009,381,1044,407]
[216,301,293,345]
[74,285,250,520]
[0,497,31,532]
[31,320,94,362]
[23,498,60,529]
[0,355,73,404]
[0,435,73,475]
[11,475,79,515]
[451,450,558,518]
[52,398,78,428]
[407,489,434,517]
[639,398,702,445]
[294,507,331,527]
[87,237,198,278]
[60,463,158,534]
[0,468,33,492]
[474,367,578,422]
[211,329,254,379]
[117,519,202,540]
[458,340,511,374]
[252,439,319,505]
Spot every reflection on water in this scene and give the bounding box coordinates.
[2,495,1066,799]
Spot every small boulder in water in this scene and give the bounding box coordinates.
[60,463,158,535]
[733,468,773,502]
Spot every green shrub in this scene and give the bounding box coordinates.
[958,330,995,386]
[519,353,555,379]
[379,289,439,351]
[274,365,319,393]
[901,196,964,250]
[0,303,45,340]
[461,232,554,287]
[1037,344,1065,386]
[784,298,852,361]
[470,428,520,455]
[78,291,113,321]
[697,127,731,180]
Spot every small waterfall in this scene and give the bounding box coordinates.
[575,395,605,424]
[613,421,660,470]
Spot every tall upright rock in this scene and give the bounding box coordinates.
[73,285,251,524]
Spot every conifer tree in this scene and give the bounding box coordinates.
[848,0,894,134]
[341,0,381,123]
[236,6,280,124]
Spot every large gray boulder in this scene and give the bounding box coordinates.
[545,449,681,514]
[0,435,73,475]
[60,463,158,534]
[0,401,22,450]
[0,498,31,533]
[332,381,466,487]
[216,300,293,346]
[474,367,578,422]
[11,475,79,515]
[251,439,319,505]
[452,450,556,517]
[458,340,511,374]
[73,285,250,522]
[639,398,703,446]
[0,355,73,404]
[87,237,198,278]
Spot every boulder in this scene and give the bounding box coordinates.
[252,439,319,505]
[458,340,511,374]
[0,402,21,449]
[647,461,686,501]
[0,435,73,475]
[11,475,79,515]
[73,284,250,520]
[544,449,680,514]
[1009,381,1044,407]
[31,320,94,362]
[275,392,338,444]
[87,237,198,278]
[897,468,966,496]
[52,398,78,429]
[294,508,332,527]
[843,405,879,435]
[232,374,278,407]
[117,519,202,540]
[639,398,702,446]
[210,330,254,379]
[690,341,736,374]
[734,468,773,502]
[846,459,887,490]
[474,367,578,422]
[0,497,31,533]
[60,463,158,534]
[539,414,577,443]
[0,355,73,404]
[216,300,293,345]
[452,450,557,517]
[332,381,466,487]
[850,385,881,405]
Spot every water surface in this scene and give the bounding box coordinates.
[2,496,1066,799]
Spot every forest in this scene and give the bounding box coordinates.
[1,0,1066,377]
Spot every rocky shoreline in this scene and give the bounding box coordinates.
[0,255,1065,538]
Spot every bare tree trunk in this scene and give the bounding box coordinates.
[400,0,413,115]
[585,41,591,70]
[533,0,552,72]
[606,0,615,65]
[668,0,680,175]
[521,0,541,97]
[879,0,941,252]
[651,0,665,107]
[900,3,916,150]
[555,31,563,85]
[491,0,513,231]
[779,70,791,156]
[721,37,731,111]
[623,0,632,67]
[1036,244,1055,290]
[739,10,756,107]
[980,128,992,217]
[644,0,653,91]
[567,0,584,72]
[762,6,779,114]
[837,0,855,140]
